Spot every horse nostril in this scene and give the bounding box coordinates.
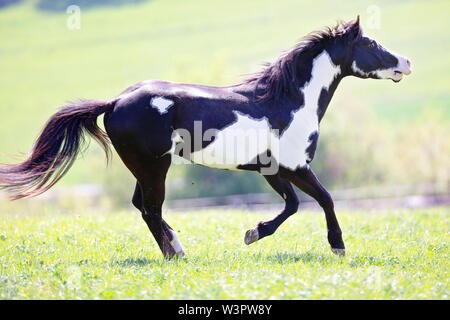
[406,59,411,67]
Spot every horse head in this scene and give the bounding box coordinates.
[336,16,412,82]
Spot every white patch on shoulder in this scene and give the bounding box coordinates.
[278,51,341,170]
[169,229,185,256]
[150,96,174,114]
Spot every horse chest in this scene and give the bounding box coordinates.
[276,51,341,170]
[277,107,319,170]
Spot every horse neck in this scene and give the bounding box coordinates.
[299,50,343,122]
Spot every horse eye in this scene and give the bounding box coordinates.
[368,42,376,48]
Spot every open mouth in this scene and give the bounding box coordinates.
[388,57,411,82]
[392,70,404,82]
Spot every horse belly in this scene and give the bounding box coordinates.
[189,112,275,170]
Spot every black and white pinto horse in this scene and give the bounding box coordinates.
[0,17,411,258]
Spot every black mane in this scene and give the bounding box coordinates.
[245,19,362,102]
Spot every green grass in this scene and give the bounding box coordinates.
[0,0,449,187]
[0,204,448,299]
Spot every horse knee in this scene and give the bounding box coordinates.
[285,196,299,215]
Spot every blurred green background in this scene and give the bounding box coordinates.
[0,0,448,206]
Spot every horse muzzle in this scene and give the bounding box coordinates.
[392,57,412,82]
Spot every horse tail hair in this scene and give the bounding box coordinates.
[0,99,115,200]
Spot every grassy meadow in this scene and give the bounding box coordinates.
[0,205,448,299]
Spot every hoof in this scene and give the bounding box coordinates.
[331,248,346,256]
[244,228,259,245]
[174,250,186,258]
[165,250,185,260]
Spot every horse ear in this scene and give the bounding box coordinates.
[347,15,361,40]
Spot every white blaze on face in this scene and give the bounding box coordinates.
[278,51,341,170]
[169,229,185,256]
[150,96,174,114]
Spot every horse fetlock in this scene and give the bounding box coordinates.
[169,229,185,256]
[328,230,344,249]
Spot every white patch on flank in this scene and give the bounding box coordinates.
[169,229,185,255]
[166,131,191,164]
[190,112,278,169]
[165,131,180,156]
[277,51,341,170]
[150,96,174,114]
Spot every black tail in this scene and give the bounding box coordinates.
[0,100,115,200]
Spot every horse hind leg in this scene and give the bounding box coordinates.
[132,181,185,257]
[104,93,182,258]
[135,155,185,259]
[114,143,177,258]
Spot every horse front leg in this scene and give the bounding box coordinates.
[280,166,345,256]
[244,173,299,245]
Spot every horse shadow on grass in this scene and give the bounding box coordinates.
[111,257,163,267]
[250,251,340,265]
[112,252,339,267]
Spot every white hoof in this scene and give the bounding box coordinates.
[331,248,346,256]
[244,228,259,245]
